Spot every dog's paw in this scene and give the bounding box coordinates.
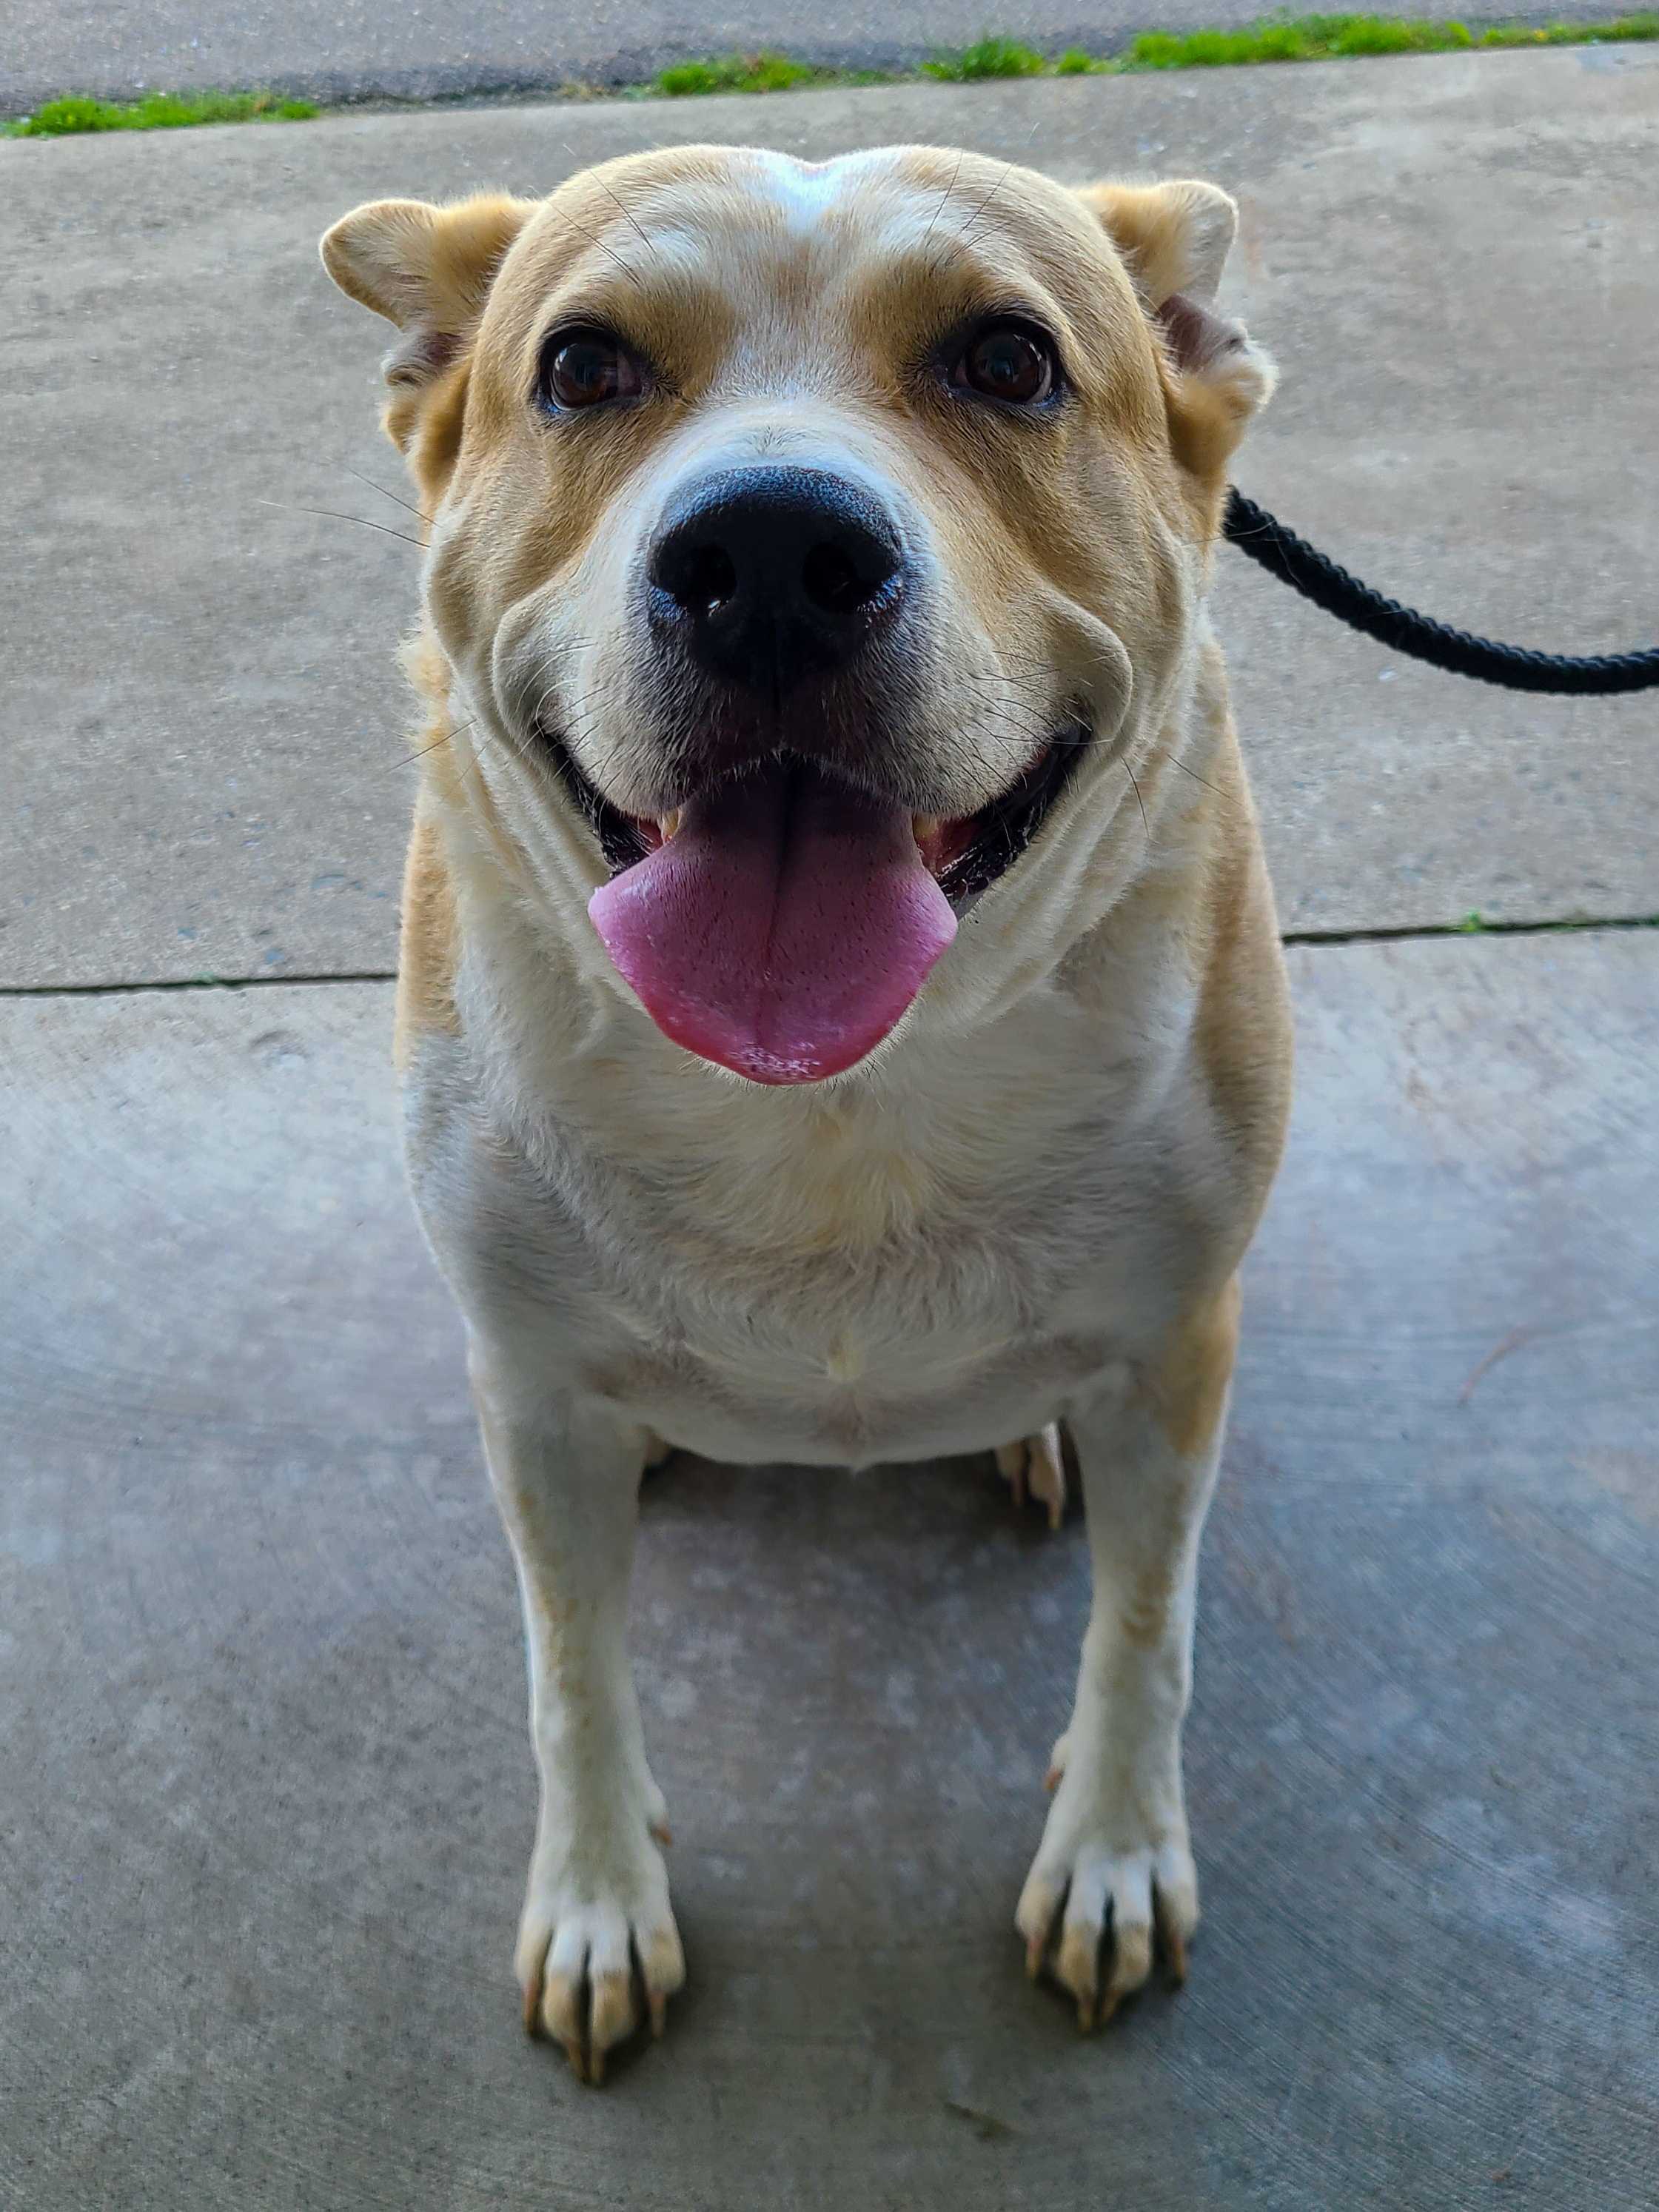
[995,1423,1067,1530]
[1014,1758,1196,2029]
[516,1826,685,2084]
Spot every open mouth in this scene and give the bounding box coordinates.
[545,729,1089,1086]
[544,727,1088,909]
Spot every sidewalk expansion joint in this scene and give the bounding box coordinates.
[0,968,399,999]
[1281,914,1658,948]
[1,913,1655,1000]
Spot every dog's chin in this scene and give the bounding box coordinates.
[538,725,1091,914]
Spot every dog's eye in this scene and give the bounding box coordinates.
[951,322,1059,407]
[538,327,646,412]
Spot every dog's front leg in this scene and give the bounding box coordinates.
[471,1355,683,2083]
[1017,1279,1239,2028]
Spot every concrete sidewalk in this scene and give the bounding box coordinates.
[2,50,1656,2212]
[4,937,1655,2211]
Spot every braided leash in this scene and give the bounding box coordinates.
[1224,490,1659,697]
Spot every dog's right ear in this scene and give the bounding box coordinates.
[1076,178,1275,513]
[321,194,535,392]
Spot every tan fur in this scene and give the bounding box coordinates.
[388,634,463,1070]
[1139,1275,1242,1466]
[321,146,1294,2077]
[321,192,535,448]
[393,800,460,1070]
[1079,179,1238,305]
[1078,179,1276,527]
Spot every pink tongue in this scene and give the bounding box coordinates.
[589,760,956,1083]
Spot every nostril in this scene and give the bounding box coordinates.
[802,541,879,617]
[656,537,739,619]
[681,543,738,617]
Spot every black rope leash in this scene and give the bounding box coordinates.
[1224,489,1659,696]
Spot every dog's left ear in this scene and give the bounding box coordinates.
[1078,179,1276,485]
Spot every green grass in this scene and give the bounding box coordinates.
[652,16,1659,95]
[653,52,876,94]
[1125,7,1657,65]
[1127,15,1474,65]
[1475,8,1658,37]
[1126,10,1656,66]
[922,36,1048,78]
[7,87,315,135]
[1444,908,1659,936]
[1123,10,1659,65]
[9,12,1658,134]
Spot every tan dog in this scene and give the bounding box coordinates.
[321,144,1292,2085]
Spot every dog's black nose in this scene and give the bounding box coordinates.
[647,466,905,695]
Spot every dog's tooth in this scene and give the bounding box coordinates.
[912,813,940,846]
[658,808,682,842]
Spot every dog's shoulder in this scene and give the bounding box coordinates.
[1181,648,1294,1207]
[395,794,460,1072]
[392,633,465,1073]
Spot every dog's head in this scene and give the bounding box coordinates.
[322,147,1271,1085]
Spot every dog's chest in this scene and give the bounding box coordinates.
[573,1207,1122,1467]
[449,1061,1175,1467]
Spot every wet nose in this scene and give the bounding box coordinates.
[647,465,905,695]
